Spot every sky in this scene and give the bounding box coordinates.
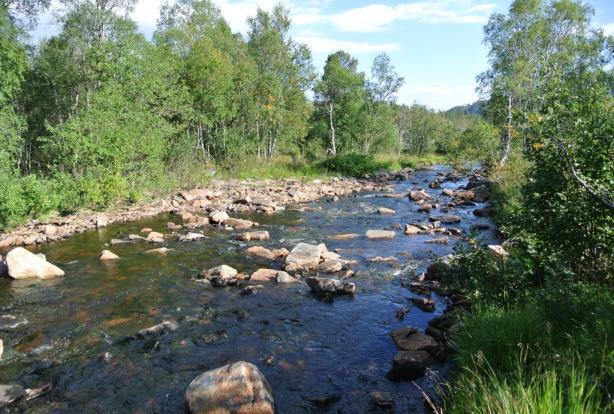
[31,0,614,110]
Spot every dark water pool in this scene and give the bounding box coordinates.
[0,166,496,413]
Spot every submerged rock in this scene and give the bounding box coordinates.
[306,276,355,296]
[328,233,359,241]
[370,391,395,408]
[377,207,396,215]
[4,247,65,279]
[185,361,275,414]
[100,250,120,261]
[135,320,178,340]
[284,243,322,272]
[0,315,28,331]
[144,247,174,255]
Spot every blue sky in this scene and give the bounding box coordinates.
[32,0,614,110]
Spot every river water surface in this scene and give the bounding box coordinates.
[0,166,495,413]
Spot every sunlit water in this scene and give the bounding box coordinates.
[0,166,496,413]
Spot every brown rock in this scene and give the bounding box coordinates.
[185,361,275,414]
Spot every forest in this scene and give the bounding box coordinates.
[1,0,613,412]
[0,0,490,229]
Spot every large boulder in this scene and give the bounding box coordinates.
[4,247,64,279]
[284,243,322,272]
[186,361,275,414]
[306,277,355,296]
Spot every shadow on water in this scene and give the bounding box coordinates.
[0,166,497,413]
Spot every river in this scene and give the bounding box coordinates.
[0,166,496,413]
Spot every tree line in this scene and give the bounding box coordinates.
[0,0,485,229]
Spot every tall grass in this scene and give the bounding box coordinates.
[445,361,605,414]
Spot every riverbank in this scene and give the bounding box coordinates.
[0,173,399,250]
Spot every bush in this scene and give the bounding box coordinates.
[316,153,390,177]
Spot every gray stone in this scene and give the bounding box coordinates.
[5,247,65,279]
[284,243,322,272]
[366,230,395,240]
[307,276,355,296]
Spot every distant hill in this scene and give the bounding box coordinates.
[446,101,487,117]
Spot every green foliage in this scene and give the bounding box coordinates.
[316,153,391,177]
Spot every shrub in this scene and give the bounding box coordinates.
[316,153,390,177]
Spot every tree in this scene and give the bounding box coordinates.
[478,0,606,165]
[247,4,314,159]
[314,51,366,155]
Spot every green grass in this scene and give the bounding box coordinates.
[444,360,606,414]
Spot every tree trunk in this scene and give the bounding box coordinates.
[500,94,513,166]
[327,102,336,155]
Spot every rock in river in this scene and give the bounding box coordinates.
[250,269,294,283]
[146,232,165,243]
[225,218,255,230]
[100,250,119,261]
[179,233,207,242]
[4,247,65,279]
[200,265,238,287]
[377,207,396,215]
[0,384,26,407]
[239,231,270,241]
[307,276,355,296]
[390,327,438,353]
[389,351,431,380]
[186,361,275,414]
[284,243,322,272]
[429,214,461,224]
[365,230,395,240]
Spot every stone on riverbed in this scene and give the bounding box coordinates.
[0,384,26,407]
[429,215,461,224]
[307,276,355,296]
[146,232,165,243]
[405,224,421,235]
[389,351,431,380]
[328,233,359,241]
[377,207,396,215]
[247,246,289,260]
[4,247,65,279]
[366,230,395,240]
[100,250,119,261]
[144,247,174,255]
[0,315,28,331]
[409,190,432,202]
[370,391,395,408]
[249,269,296,283]
[284,243,322,272]
[209,210,229,225]
[239,231,270,241]
[136,320,178,339]
[186,361,275,414]
[179,233,207,242]
[225,218,255,230]
[390,327,438,353]
[200,265,238,287]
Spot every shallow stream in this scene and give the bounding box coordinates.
[0,166,496,413]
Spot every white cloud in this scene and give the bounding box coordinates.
[295,32,400,54]
[295,1,496,33]
[602,23,614,36]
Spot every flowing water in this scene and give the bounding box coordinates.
[0,166,496,413]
